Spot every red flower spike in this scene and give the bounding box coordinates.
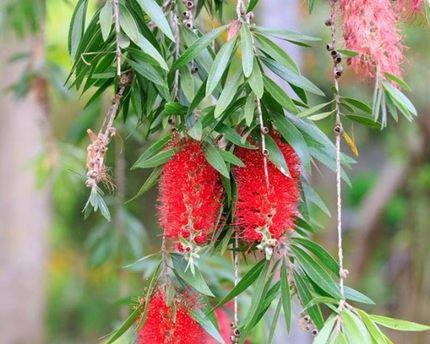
[137,290,211,344]
[233,135,301,244]
[158,139,224,246]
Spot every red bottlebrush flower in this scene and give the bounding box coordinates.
[158,139,224,247]
[340,0,404,79]
[137,290,211,344]
[233,135,301,246]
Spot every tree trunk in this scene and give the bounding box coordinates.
[0,33,50,344]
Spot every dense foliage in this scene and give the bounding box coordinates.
[64,0,430,343]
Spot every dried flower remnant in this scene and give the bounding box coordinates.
[233,135,301,258]
[85,73,132,190]
[340,0,404,79]
[158,139,224,263]
[137,290,211,344]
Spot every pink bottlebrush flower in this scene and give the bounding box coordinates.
[137,290,211,344]
[233,134,301,244]
[396,0,424,15]
[158,139,224,247]
[340,0,404,79]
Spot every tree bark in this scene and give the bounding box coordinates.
[0,33,50,344]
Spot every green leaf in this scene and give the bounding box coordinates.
[69,0,88,58]
[263,76,298,114]
[219,150,245,167]
[105,304,143,343]
[133,148,175,169]
[293,271,324,329]
[191,309,225,343]
[303,296,338,311]
[214,72,242,118]
[337,49,358,57]
[356,310,387,344]
[270,112,311,171]
[188,119,203,140]
[132,134,171,169]
[341,310,372,344]
[265,135,290,176]
[261,57,325,97]
[281,258,292,332]
[267,298,282,344]
[99,1,112,41]
[240,24,254,78]
[370,315,430,332]
[204,145,230,178]
[297,101,333,118]
[206,37,236,96]
[241,260,271,329]
[343,286,375,305]
[248,59,264,99]
[308,111,334,121]
[253,27,321,45]
[244,94,255,126]
[314,315,337,344]
[341,97,372,114]
[126,167,162,203]
[291,237,339,276]
[164,102,188,116]
[247,0,260,11]
[345,114,382,129]
[107,264,161,343]
[384,73,411,92]
[136,0,175,41]
[171,254,214,296]
[382,81,417,116]
[173,26,227,71]
[255,34,299,73]
[128,59,166,88]
[292,245,341,299]
[212,260,267,311]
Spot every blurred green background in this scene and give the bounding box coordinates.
[0,0,429,343]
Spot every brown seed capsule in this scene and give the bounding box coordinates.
[334,54,342,64]
[183,11,190,18]
[230,322,236,329]
[261,126,269,134]
[183,19,192,29]
[335,66,343,78]
[334,123,342,134]
[325,18,333,26]
[331,50,338,57]
[191,66,198,74]
[326,43,334,51]
[312,329,318,336]
[304,315,310,322]
[185,0,194,8]
[263,149,269,156]
[234,329,240,336]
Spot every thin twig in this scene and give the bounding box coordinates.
[112,0,122,76]
[329,0,346,304]
[256,97,270,188]
[172,2,180,100]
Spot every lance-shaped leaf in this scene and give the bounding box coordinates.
[240,24,254,78]
[281,258,292,332]
[136,0,175,41]
[204,145,230,178]
[172,26,227,71]
[206,37,237,96]
[171,254,214,297]
[69,0,88,58]
[369,315,430,332]
[214,72,242,118]
[212,259,267,311]
[292,245,342,299]
[263,76,298,114]
[132,134,171,169]
[341,310,372,344]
